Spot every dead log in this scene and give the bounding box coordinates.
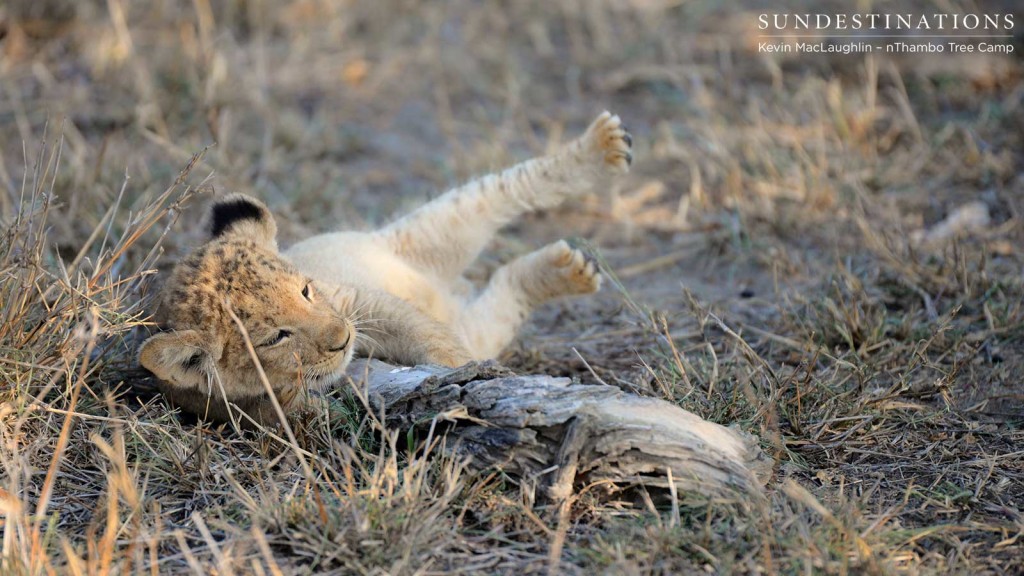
[347,359,772,504]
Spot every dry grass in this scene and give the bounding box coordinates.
[1,0,1023,573]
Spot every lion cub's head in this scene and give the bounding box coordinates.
[139,194,354,427]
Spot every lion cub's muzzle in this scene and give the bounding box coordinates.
[328,328,351,353]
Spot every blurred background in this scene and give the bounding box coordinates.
[1,0,1023,573]
[2,0,1019,372]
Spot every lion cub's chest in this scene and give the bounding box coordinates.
[284,232,458,323]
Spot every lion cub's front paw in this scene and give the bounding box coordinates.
[581,111,633,174]
[541,239,602,296]
[429,346,474,368]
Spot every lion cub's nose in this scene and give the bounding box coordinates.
[327,327,351,353]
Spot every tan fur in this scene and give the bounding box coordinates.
[140,111,632,427]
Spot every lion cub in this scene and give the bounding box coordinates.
[140,111,632,426]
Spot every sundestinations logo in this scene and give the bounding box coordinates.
[756,12,1016,55]
[759,13,1015,32]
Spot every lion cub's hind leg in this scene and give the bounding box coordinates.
[457,240,601,360]
[376,111,632,285]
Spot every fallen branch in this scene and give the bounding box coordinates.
[347,359,772,504]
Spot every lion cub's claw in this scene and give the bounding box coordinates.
[545,239,602,296]
[583,110,633,174]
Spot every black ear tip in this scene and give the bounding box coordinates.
[182,352,204,370]
[210,195,267,238]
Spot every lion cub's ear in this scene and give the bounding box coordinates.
[139,330,224,390]
[209,193,277,247]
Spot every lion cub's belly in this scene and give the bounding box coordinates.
[284,232,458,323]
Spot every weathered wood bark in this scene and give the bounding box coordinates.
[347,359,772,504]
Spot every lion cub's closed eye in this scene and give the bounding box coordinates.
[140,110,633,428]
